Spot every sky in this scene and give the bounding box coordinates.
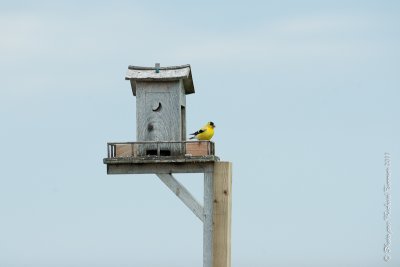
[0,1,399,266]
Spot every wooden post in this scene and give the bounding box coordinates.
[203,167,214,267]
[213,162,232,267]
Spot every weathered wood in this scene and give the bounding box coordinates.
[128,64,191,71]
[203,169,214,267]
[125,64,194,95]
[212,162,232,267]
[126,65,190,79]
[125,64,196,157]
[108,141,213,144]
[156,174,204,222]
[186,142,213,156]
[106,162,215,174]
[136,81,186,156]
[115,144,134,157]
[108,141,215,158]
[104,155,219,164]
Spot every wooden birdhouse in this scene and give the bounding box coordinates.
[104,63,231,267]
[125,64,194,156]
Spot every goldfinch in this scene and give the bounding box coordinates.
[189,122,215,140]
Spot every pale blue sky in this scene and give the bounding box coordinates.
[0,1,399,266]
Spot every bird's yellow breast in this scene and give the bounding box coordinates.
[196,126,214,140]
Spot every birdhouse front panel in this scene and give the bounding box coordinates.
[136,81,185,156]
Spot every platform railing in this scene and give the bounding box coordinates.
[107,141,215,158]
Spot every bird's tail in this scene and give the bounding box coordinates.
[189,136,195,140]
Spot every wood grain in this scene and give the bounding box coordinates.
[204,169,214,267]
[186,142,212,156]
[213,162,232,267]
[136,81,185,156]
[106,161,216,174]
[125,64,194,95]
[115,144,133,157]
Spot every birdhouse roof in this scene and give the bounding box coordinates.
[125,64,195,96]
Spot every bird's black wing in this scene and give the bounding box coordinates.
[190,129,205,136]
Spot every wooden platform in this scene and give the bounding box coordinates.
[104,156,219,174]
[104,141,219,174]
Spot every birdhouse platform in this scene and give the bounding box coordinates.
[103,141,219,174]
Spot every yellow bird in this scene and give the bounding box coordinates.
[189,122,215,140]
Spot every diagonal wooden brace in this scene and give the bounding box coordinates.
[156,173,204,222]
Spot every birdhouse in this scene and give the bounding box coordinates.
[104,64,230,267]
[125,64,194,156]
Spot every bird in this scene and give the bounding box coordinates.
[189,121,216,140]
